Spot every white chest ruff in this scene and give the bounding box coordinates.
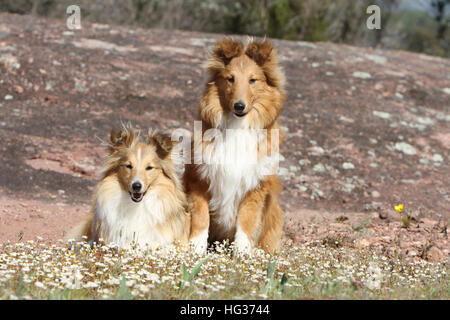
[198,125,278,238]
[94,189,171,248]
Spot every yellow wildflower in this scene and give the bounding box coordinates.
[395,204,404,213]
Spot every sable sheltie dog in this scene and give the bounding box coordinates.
[184,38,286,254]
[68,127,190,249]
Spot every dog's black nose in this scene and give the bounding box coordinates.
[132,182,142,192]
[233,101,246,113]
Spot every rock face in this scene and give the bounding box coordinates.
[0,13,449,257]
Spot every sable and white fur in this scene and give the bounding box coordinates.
[68,127,190,249]
[184,38,286,254]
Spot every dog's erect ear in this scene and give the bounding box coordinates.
[245,39,284,88]
[207,39,244,75]
[109,129,134,152]
[245,40,274,67]
[148,131,177,159]
[213,38,244,65]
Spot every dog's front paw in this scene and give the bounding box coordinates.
[233,231,254,257]
[190,239,207,255]
[189,230,208,255]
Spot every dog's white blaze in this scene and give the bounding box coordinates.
[95,188,170,249]
[137,147,142,163]
[132,147,143,187]
[198,114,279,242]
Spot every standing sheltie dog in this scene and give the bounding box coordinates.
[184,38,286,254]
[68,127,190,249]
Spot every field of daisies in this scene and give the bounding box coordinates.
[0,238,448,300]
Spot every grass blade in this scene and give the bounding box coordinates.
[267,261,276,280]
[189,258,207,281]
[118,275,132,300]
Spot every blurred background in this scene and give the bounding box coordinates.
[1,0,449,57]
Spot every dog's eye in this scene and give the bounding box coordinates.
[227,77,234,83]
[249,78,256,84]
[146,166,153,171]
[126,164,133,169]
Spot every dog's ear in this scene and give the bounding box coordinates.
[213,38,244,65]
[207,39,244,75]
[148,131,177,159]
[245,40,274,67]
[109,129,134,152]
[245,40,284,88]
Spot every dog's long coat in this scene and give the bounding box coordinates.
[184,38,286,254]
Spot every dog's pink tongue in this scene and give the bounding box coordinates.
[133,193,142,199]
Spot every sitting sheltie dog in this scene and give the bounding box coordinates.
[68,127,190,249]
[184,38,286,254]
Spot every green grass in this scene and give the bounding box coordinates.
[0,239,448,300]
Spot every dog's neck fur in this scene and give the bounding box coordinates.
[198,112,279,240]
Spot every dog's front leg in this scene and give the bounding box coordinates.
[235,186,267,256]
[188,189,210,255]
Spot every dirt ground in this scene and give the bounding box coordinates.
[0,13,448,262]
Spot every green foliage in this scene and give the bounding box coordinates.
[16,273,26,298]
[262,261,290,295]
[406,26,445,57]
[383,9,447,57]
[269,0,296,39]
[223,0,332,42]
[118,275,133,300]
[2,0,448,56]
[179,257,207,289]
[47,288,70,300]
